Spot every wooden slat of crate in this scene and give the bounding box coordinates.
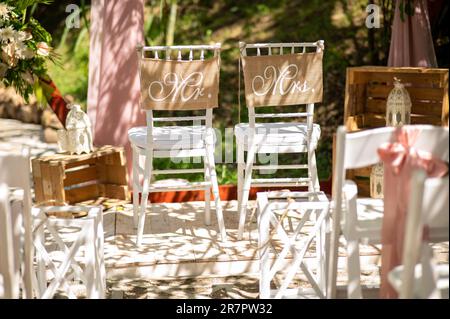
[31,159,45,203]
[98,184,129,200]
[97,164,128,185]
[98,153,126,166]
[49,164,65,203]
[65,184,100,203]
[367,85,444,101]
[64,165,98,186]
[366,98,443,117]
[349,66,447,86]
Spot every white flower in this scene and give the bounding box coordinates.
[1,42,17,67]
[36,42,51,57]
[0,4,12,21]
[0,26,16,43]
[15,41,35,59]
[14,30,32,42]
[0,62,8,78]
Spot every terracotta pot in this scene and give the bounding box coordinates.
[143,179,332,203]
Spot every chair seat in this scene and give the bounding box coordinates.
[348,198,446,244]
[234,122,321,149]
[342,198,384,244]
[128,126,215,150]
[352,198,384,244]
[388,263,449,298]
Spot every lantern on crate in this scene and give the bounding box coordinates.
[57,104,94,155]
[386,77,412,127]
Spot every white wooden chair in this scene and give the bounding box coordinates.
[129,43,227,246]
[0,183,20,299]
[32,205,106,299]
[327,125,449,299]
[0,149,106,298]
[388,171,449,299]
[257,190,329,299]
[235,41,324,240]
[0,149,34,298]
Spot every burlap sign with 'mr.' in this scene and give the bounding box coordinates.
[241,51,323,107]
[140,56,220,110]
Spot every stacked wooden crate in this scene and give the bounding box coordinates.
[335,66,449,197]
[32,145,130,205]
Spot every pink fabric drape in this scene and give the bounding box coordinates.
[378,127,448,298]
[388,0,437,67]
[88,0,145,184]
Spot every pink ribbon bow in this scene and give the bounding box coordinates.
[377,127,448,299]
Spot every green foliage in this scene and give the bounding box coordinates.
[399,0,415,22]
[46,33,89,108]
[4,0,52,12]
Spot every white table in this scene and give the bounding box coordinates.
[257,191,330,299]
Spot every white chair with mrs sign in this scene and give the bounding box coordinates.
[235,40,325,240]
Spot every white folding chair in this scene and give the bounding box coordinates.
[1,149,106,299]
[129,43,227,246]
[0,183,20,299]
[0,149,34,299]
[235,41,324,240]
[327,125,449,299]
[388,171,449,299]
[32,205,106,299]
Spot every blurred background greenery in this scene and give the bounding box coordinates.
[32,0,449,184]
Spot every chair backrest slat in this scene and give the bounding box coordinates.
[339,126,449,170]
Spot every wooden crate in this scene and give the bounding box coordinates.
[335,66,449,197]
[32,146,130,205]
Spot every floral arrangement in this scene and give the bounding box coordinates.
[0,0,54,103]
[0,0,69,127]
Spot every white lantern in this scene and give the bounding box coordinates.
[386,77,411,127]
[370,162,384,199]
[57,104,94,155]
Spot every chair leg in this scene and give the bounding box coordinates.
[204,156,211,226]
[94,211,106,299]
[132,145,140,228]
[315,216,326,295]
[136,149,153,246]
[238,142,256,240]
[258,195,271,298]
[346,237,363,299]
[35,223,46,298]
[205,143,227,242]
[308,149,320,192]
[237,143,244,220]
[84,222,96,299]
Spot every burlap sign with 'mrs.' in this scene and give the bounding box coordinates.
[140,56,220,110]
[241,51,323,107]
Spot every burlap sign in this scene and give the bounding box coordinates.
[139,56,220,110]
[241,51,323,107]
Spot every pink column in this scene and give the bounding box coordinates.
[88,0,145,184]
[388,0,437,67]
